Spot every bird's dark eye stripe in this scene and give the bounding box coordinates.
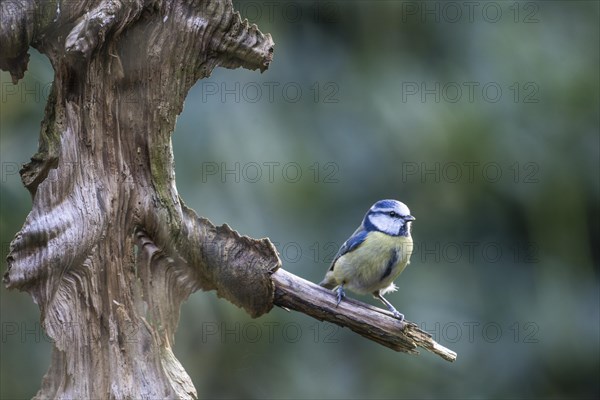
[372,210,398,215]
[372,210,401,217]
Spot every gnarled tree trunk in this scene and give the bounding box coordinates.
[2,1,458,396]
[1,0,277,398]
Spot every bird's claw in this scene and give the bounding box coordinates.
[392,310,405,322]
[336,285,345,307]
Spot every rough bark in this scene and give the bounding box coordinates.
[272,269,457,362]
[2,1,276,398]
[1,0,456,397]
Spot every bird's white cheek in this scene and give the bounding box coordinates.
[369,215,402,235]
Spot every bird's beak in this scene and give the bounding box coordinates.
[404,215,416,222]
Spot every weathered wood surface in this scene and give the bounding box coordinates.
[2,1,276,398]
[1,1,455,398]
[272,269,457,362]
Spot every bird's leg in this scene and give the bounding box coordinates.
[336,284,346,307]
[373,290,404,321]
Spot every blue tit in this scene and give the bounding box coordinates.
[319,199,415,321]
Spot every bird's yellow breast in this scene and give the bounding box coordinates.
[330,232,413,295]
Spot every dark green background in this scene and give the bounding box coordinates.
[1,1,598,398]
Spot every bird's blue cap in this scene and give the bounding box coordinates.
[370,199,413,219]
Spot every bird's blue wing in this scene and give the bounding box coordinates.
[328,228,368,271]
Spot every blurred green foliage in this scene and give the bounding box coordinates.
[1,1,598,399]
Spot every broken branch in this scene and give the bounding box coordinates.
[271,268,457,362]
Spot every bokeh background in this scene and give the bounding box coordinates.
[1,1,599,399]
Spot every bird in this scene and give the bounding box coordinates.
[319,199,415,321]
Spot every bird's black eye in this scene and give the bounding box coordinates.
[388,211,397,217]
